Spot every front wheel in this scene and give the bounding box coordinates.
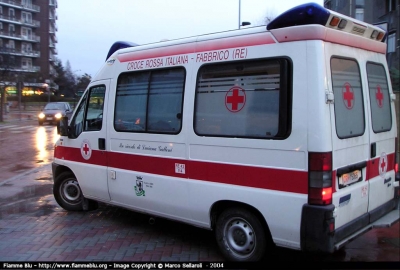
[53,171,84,211]
[215,208,267,261]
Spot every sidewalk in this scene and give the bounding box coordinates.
[1,108,39,123]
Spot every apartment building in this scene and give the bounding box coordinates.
[0,0,58,97]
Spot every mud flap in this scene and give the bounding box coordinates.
[301,204,335,253]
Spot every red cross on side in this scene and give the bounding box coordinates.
[225,87,246,113]
[375,85,384,108]
[83,143,90,155]
[342,83,354,110]
[380,158,386,172]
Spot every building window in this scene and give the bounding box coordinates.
[22,12,32,23]
[9,8,15,18]
[0,6,3,15]
[21,27,32,39]
[0,22,3,31]
[21,58,32,68]
[386,0,397,12]
[9,24,15,34]
[387,33,396,53]
[8,40,15,49]
[355,8,364,21]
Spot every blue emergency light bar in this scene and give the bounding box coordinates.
[267,3,332,30]
[267,2,386,42]
[106,41,138,61]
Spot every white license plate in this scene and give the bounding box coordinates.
[46,117,53,120]
[339,170,361,187]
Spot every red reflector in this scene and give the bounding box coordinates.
[396,164,398,173]
[329,221,335,232]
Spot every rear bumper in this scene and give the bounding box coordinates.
[300,197,399,253]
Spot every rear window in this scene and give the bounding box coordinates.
[331,57,365,139]
[366,62,392,133]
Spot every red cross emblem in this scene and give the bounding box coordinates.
[225,86,246,113]
[81,139,92,160]
[375,85,384,108]
[379,152,388,178]
[342,83,354,110]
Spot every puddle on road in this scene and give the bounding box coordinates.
[0,183,54,218]
[10,164,34,173]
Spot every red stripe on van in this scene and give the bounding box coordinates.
[366,153,395,180]
[55,146,308,194]
[117,33,276,63]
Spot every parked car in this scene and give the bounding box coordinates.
[38,102,73,125]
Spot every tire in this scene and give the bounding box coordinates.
[215,208,267,261]
[53,171,84,211]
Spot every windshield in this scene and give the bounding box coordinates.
[44,103,66,110]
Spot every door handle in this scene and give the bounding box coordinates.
[371,142,376,158]
[99,138,106,150]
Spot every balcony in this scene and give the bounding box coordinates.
[0,46,40,57]
[0,31,40,42]
[0,0,40,12]
[49,0,58,8]
[0,65,40,73]
[0,14,40,27]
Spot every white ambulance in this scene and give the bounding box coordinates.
[53,3,399,262]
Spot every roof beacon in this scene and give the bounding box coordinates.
[267,2,386,42]
[106,41,138,61]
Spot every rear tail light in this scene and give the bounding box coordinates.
[308,152,333,205]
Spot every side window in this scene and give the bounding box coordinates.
[84,86,106,131]
[70,91,88,138]
[331,57,365,139]
[115,68,185,134]
[194,59,291,139]
[69,85,106,138]
[366,62,392,133]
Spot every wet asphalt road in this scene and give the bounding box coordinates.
[0,120,399,268]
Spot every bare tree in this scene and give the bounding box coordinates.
[0,53,15,122]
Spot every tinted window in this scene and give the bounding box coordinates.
[115,68,185,134]
[366,62,392,133]
[331,57,365,139]
[194,59,291,139]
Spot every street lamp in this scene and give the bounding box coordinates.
[43,83,49,102]
[238,0,251,29]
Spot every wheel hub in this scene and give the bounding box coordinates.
[225,218,255,256]
[62,180,81,202]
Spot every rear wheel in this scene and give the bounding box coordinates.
[53,171,84,211]
[215,208,267,261]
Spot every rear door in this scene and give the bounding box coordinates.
[328,50,370,230]
[365,61,396,216]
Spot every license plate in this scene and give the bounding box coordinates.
[339,170,362,188]
[46,117,53,120]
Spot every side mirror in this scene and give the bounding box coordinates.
[58,116,69,136]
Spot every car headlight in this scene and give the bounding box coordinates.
[38,112,45,119]
[55,113,62,119]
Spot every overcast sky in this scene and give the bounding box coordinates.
[57,0,323,78]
